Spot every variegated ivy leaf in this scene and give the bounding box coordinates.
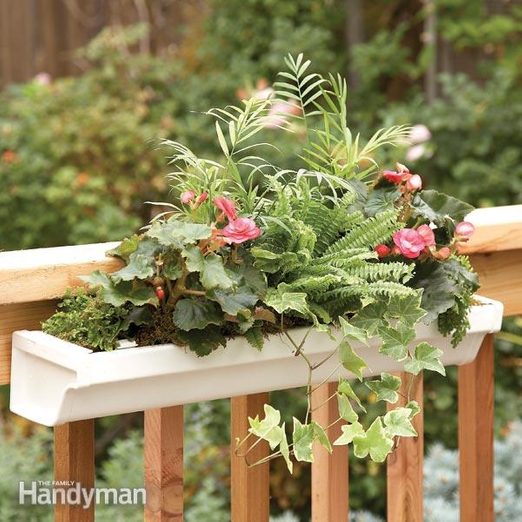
[248,405,283,451]
[338,341,367,380]
[352,418,394,462]
[264,287,310,316]
[279,423,293,474]
[339,317,368,345]
[334,421,364,446]
[147,218,212,247]
[384,407,417,437]
[292,418,315,462]
[405,400,421,418]
[384,293,426,327]
[338,378,366,412]
[351,300,389,336]
[404,342,445,376]
[311,421,333,454]
[378,323,415,361]
[365,373,402,404]
[337,393,358,423]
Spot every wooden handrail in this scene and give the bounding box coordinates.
[0,204,520,522]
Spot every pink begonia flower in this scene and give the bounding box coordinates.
[180,191,195,204]
[406,174,422,191]
[455,221,475,238]
[374,244,391,258]
[383,170,404,184]
[214,196,237,221]
[409,125,431,144]
[406,144,426,162]
[392,229,426,259]
[222,218,262,244]
[417,224,435,246]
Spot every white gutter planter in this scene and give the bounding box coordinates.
[10,296,503,427]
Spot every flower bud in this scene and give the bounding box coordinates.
[374,244,391,258]
[406,174,422,191]
[455,221,475,238]
[180,191,195,204]
[436,247,451,260]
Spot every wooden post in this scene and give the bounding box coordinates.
[387,373,424,522]
[311,382,349,522]
[54,419,95,522]
[230,393,270,522]
[144,406,184,521]
[458,334,495,522]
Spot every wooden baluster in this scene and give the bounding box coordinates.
[387,372,424,522]
[54,419,95,522]
[144,406,184,521]
[230,393,270,522]
[458,334,494,522]
[311,382,349,522]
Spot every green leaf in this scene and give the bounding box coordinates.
[405,400,421,418]
[172,298,223,330]
[412,261,458,324]
[352,418,394,462]
[81,271,158,307]
[292,418,315,462]
[365,373,402,403]
[249,405,283,450]
[338,379,366,412]
[147,218,211,247]
[384,407,417,437]
[107,235,140,261]
[182,245,205,272]
[338,341,367,380]
[339,317,368,344]
[413,189,474,224]
[365,187,401,217]
[215,120,230,156]
[385,293,426,327]
[311,421,333,454]
[111,254,154,282]
[251,248,302,274]
[378,323,415,361]
[338,393,358,423]
[352,300,389,336]
[209,286,258,317]
[264,287,310,316]
[176,325,226,356]
[200,254,235,290]
[404,342,446,376]
[244,326,264,351]
[279,424,293,474]
[333,421,364,446]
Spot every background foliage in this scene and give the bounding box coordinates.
[0,0,521,519]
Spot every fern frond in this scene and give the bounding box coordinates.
[326,208,400,253]
[344,262,414,283]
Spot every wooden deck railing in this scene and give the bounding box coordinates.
[0,204,521,522]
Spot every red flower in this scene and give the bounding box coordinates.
[392,229,426,259]
[416,224,435,246]
[383,170,404,184]
[222,218,261,244]
[214,196,237,221]
[374,244,391,258]
[196,192,208,205]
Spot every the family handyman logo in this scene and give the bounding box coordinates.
[19,481,146,508]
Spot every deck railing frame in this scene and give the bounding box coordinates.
[0,204,521,521]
